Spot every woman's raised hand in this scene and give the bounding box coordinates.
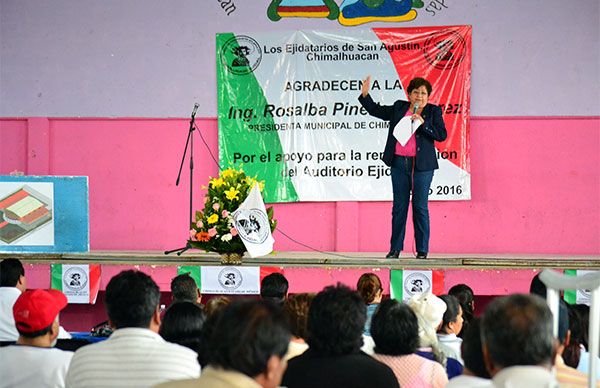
[361,75,371,97]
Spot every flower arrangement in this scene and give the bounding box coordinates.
[188,167,276,256]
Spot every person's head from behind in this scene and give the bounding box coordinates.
[159,301,206,353]
[371,299,419,356]
[528,273,569,342]
[356,272,383,305]
[562,303,590,368]
[13,289,67,347]
[105,270,160,331]
[204,296,231,318]
[209,300,290,388]
[1,258,26,291]
[448,283,474,322]
[439,294,464,336]
[460,318,490,378]
[171,273,201,304]
[481,293,556,375]
[283,293,315,341]
[260,273,289,306]
[529,273,547,298]
[307,283,365,356]
[407,292,446,348]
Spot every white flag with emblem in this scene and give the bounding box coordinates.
[232,183,274,258]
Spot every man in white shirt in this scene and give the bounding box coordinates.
[480,294,560,388]
[0,288,73,388]
[0,258,70,343]
[0,258,27,343]
[65,270,200,388]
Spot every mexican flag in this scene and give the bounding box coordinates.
[390,269,444,302]
[51,264,101,304]
[564,269,596,305]
[178,265,261,295]
[178,266,282,295]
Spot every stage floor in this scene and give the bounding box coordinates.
[2,251,599,269]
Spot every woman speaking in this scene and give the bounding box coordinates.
[359,76,447,259]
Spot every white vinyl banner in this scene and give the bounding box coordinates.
[217,27,471,202]
[200,266,260,295]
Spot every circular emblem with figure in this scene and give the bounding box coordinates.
[404,273,431,297]
[423,29,467,70]
[63,267,88,292]
[234,208,270,244]
[221,35,262,75]
[218,267,243,290]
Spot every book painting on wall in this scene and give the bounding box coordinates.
[0,183,54,246]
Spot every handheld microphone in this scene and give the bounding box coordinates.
[191,103,199,119]
[411,103,419,123]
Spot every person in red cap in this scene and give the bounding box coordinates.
[0,289,73,387]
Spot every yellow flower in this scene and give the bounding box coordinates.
[258,181,265,191]
[221,168,235,179]
[210,178,224,188]
[207,214,219,224]
[224,187,240,201]
[245,177,255,187]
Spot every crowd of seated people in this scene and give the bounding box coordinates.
[1,259,598,388]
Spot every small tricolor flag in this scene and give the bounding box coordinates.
[390,269,444,301]
[564,269,596,305]
[177,265,261,295]
[51,264,101,304]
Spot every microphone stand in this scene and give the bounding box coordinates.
[165,104,199,256]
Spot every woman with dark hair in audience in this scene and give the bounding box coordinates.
[563,303,585,368]
[356,273,383,336]
[569,304,600,379]
[371,299,448,387]
[283,293,315,361]
[159,301,206,354]
[448,283,474,336]
[446,318,490,387]
[437,294,464,364]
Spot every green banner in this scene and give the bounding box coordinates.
[217,33,298,203]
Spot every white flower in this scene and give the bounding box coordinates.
[221,233,233,242]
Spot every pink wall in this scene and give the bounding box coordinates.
[2,116,598,254]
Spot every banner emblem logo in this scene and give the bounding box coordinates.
[63,266,88,292]
[234,208,270,244]
[221,35,262,75]
[404,273,431,296]
[423,30,467,70]
[218,267,243,290]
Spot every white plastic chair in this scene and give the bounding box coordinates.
[539,269,600,387]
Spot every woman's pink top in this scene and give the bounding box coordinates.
[395,109,417,157]
[372,353,448,388]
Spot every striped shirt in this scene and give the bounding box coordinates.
[65,328,200,388]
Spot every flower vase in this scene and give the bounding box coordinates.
[220,252,243,265]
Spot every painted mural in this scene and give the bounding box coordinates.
[267,0,428,26]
